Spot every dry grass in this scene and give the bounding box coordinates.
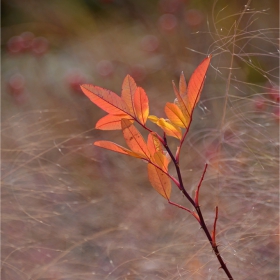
[1,0,279,279]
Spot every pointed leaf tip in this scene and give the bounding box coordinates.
[121,75,137,116]
[134,87,149,125]
[81,84,129,115]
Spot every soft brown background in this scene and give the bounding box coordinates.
[1,0,279,279]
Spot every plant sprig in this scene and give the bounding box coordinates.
[81,55,234,279]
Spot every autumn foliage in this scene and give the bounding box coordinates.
[81,56,211,198]
[81,55,234,279]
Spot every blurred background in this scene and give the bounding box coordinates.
[1,0,279,279]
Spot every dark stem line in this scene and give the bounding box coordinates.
[195,206,233,279]
[164,136,233,278]
[164,143,196,208]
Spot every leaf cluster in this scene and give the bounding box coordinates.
[81,56,211,200]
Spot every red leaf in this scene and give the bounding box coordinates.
[81,84,130,115]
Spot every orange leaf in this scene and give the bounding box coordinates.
[96,114,133,130]
[121,75,137,116]
[179,71,187,100]
[147,151,171,199]
[172,80,190,117]
[121,119,150,159]
[134,87,149,125]
[148,115,159,123]
[157,118,182,139]
[81,84,130,115]
[165,102,190,128]
[147,132,163,155]
[94,141,144,158]
[172,56,211,118]
[185,55,211,114]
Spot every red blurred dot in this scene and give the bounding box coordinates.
[269,86,280,102]
[8,73,25,95]
[129,65,146,82]
[65,69,86,94]
[7,36,24,54]
[20,31,35,51]
[32,37,49,55]
[96,60,114,77]
[253,96,266,111]
[185,9,204,27]
[141,35,159,52]
[159,0,182,14]
[158,14,178,31]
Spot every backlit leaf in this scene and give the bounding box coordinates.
[96,114,133,130]
[147,151,171,199]
[121,119,150,159]
[148,115,159,123]
[172,80,190,117]
[147,132,163,155]
[179,71,187,99]
[158,118,182,139]
[172,56,211,119]
[94,141,143,158]
[185,55,211,114]
[121,75,137,116]
[165,102,190,128]
[81,84,130,115]
[134,87,149,125]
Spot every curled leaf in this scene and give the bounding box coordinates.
[148,115,159,123]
